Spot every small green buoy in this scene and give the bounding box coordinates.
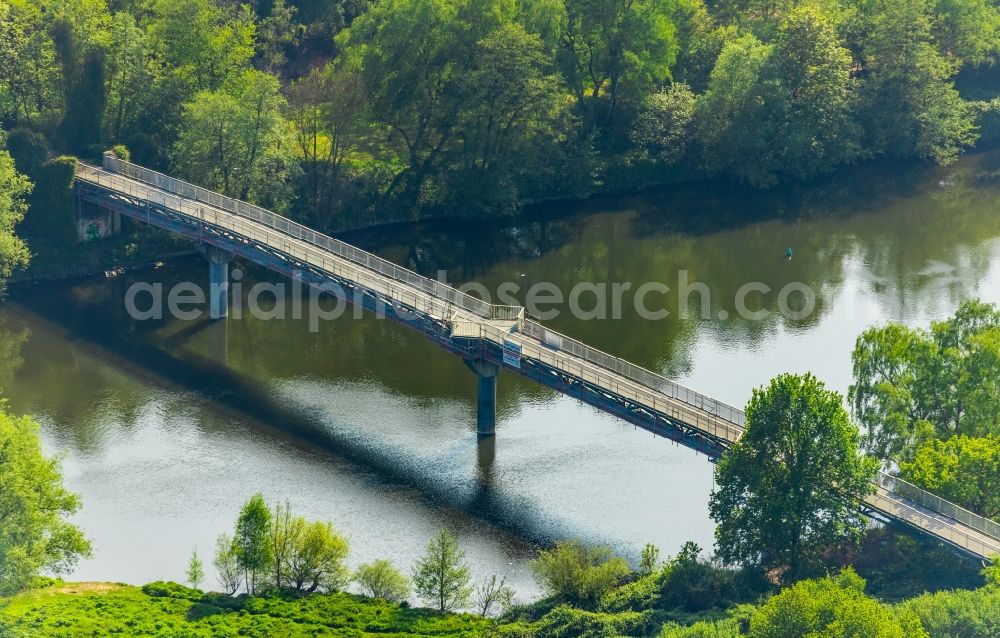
[785,246,793,260]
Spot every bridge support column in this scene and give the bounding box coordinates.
[202,246,234,320]
[464,358,500,438]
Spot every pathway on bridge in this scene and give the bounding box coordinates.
[75,157,1000,561]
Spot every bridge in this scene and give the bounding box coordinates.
[75,153,1000,562]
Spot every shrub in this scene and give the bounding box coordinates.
[531,605,650,638]
[5,128,49,175]
[531,541,630,609]
[600,571,663,613]
[899,586,1000,638]
[748,569,928,638]
[141,581,204,602]
[354,559,411,602]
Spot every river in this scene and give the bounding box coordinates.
[2,150,1000,599]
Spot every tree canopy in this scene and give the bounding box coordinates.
[850,300,1000,464]
[0,401,91,595]
[2,0,997,230]
[710,373,878,580]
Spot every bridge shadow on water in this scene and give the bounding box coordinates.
[9,271,618,554]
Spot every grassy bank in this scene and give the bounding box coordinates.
[0,582,488,637]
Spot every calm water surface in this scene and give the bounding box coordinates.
[2,151,1000,598]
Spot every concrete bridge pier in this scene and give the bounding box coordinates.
[202,246,234,320]
[464,358,500,438]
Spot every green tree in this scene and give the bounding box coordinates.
[0,2,62,128]
[104,11,149,142]
[256,0,303,75]
[849,322,929,463]
[233,493,273,595]
[531,540,630,608]
[984,555,1000,586]
[150,0,255,92]
[852,0,977,163]
[270,500,294,591]
[213,533,241,595]
[900,435,1000,518]
[173,70,288,202]
[556,0,678,129]
[748,569,929,638]
[694,33,773,183]
[186,548,205,589]
[696,5,861,185]
[709,373,878,580]
[447,22,563,216]
[412,528,473,612]
[0,401,91,595]
[335,0,511,211]
[639,543,660,576]
[630,83,696,166]
[849,300,1000,463]
[0,145,31,286]
[284,518,350,592]
[353,559,411,601]
[287,66,364,225]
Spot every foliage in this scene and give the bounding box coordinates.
[852,0,978,164]
[354,559,411,602]
[0,0,998,229]
[710,373,878,580]
[631,84,696,166]
[233,493,273,595]
[283,518,350,593]
[529,605,651,638]
[531,540,631,609]
[186,548,205,590]
[0,401,90,595]
[695,4,862,186]
[657,543,756,613]
[747,569,929,637]
[640,544,661,577]
[0,582,489,636]
[900,584,1000,638]
[0,144,31,284]
[213,533,241,595]
[172,70,289,202]
[412,528,473,612]
[850,300,1000,463]
[984,556,1000,587]
[900,435,1000,517]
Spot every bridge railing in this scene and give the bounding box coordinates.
[865,488,1000,559]
[101,154,506,321]
[521,320,747,427]
[877,471,1000,542]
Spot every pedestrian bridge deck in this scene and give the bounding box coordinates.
[74,158,1000,561]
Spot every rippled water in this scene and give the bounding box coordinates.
[2,150,999,598]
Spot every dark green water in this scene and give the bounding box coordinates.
[2,150,1000,597]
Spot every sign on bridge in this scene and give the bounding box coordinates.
[502,340,522,369]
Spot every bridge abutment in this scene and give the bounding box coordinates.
[202,246,234,320]
[464,358,500,438]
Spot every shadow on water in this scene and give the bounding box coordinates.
[4,271,592,551]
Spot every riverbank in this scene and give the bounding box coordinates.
[14,150,1000,288]
[2,564,997,638]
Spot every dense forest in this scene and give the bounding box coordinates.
[1,0,1000,234]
